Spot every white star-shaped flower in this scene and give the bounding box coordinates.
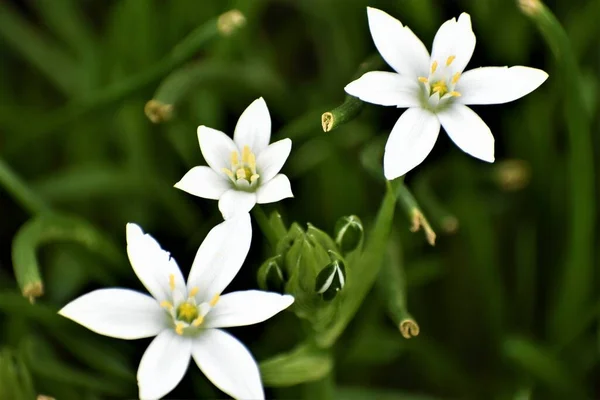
[59,214,294,400]
[175,97,293,219]
[345,7,549,180]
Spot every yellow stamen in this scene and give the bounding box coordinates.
[230,151,239,168]
[210,294,220,306]
[169,274,175,291]
[248,152,256,170]
[431,81,448,95]
[222,168,234,179]
[250,174,259,183]
[177,302,198,322]
[189,287,199,297]
[431,61,438,74]
[418,77,428,83]
[452,72,461,84]
[192,316,204,327]
[449,91,461,97]
[160,300,173,310]
[242,145,251,164]
[175,322,185,335]
[236,168,246,180]
[446,55,456,66]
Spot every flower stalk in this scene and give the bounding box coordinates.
[520,0,595,344]
[394,180,436,246]
[252,205,281,249]
[413,168,459,234]
[0,158,50,215]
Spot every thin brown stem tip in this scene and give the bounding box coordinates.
[218,10,246,36]
[23,282,44,304]
[321,112,334,132]
[145,100,174,123]
[410,209,436,246]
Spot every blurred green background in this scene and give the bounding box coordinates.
[1,0,599,399]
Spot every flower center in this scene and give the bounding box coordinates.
[159,274,221,336]
[222,145,260,189]
[417,56,462,108]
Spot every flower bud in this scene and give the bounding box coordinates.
[315,260,346,301]
[257,256,286,293]
[334,215,363,253]
[306,223,338,253]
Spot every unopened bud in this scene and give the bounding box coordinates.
[518,0,542,16]
[257,257,286,293]
[315,260,346,301]
[334,215,363,253]
[306,223,337,253]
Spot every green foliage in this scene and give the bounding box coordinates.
[0,0,599,399]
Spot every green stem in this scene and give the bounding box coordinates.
[521,0,595,344]
[251,206,280,249]
[0,158,50,215]
[303,372,335,400]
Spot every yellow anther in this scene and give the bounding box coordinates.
[250,174,259,183]
[431,81,448,96]
[449,91,461,97]
[236,168,246,180]
[160,300,173,310]
[248,152,256,170]
[222,168,234,179]
[418,77,429,83]
[431,61,438,74]
[446,55,456,66]
[175,322,185,335]
[192,316,204,327]
[169,274,175,291]
[210,294,220,306]
[242,145,251,164]
[230,151,239,167]
[452,72,461,84]
[189,287,199,297]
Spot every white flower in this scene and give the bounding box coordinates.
[175,97,293,219]
[345,7,549,180]
[59,214,294,400]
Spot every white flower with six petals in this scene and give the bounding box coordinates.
[175,97,293,219]
[59,214,294,399]
[345,7,549,180]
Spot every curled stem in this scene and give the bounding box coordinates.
[394,180,436,246]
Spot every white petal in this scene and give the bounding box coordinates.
[437,104,495,162]
[256,174,293,204]
[58,289,165,340]
[198,125,238,172]
[233,97,271,155]
[204,291,294,329]
[457,66,549,105]
[431,13,476,74]
[256,139,292,183]
[174,166,231,200]
[192,329,264,400]
[137,330,192,400]
[366,7,430,77]
[383,107,440,180]
[126,223,186,302]
[187,213,252,302]
[344,71,421,107]
[218,189,257,220]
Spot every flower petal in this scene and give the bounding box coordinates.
[383,107,440,180]
[233,97,271,155]
[126,223,186,302]
[344,71,421,107]
[218,189,257,220]
[256,174,293,204]
[187,213,252,302]
[192,329,264,400]
[457,66,549,105]
[198,125,238,172]
[58,289,165,340]
[431,13,476,74]
[174,166,231,200]
[256,138,292,183]
[137,330,192,400]
[366,7,430,77]
[437,104,495,162]
[204,291,294,329]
